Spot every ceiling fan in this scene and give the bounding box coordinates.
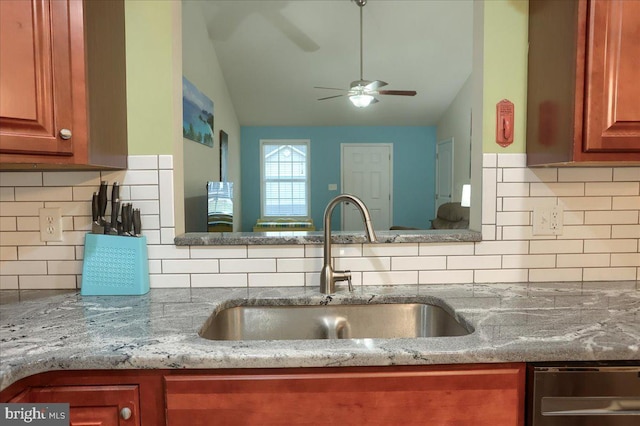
[315,0,417,108]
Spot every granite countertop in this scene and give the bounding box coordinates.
[1,282,639,391]
[174,229,482,245]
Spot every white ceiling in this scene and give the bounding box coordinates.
[199,0,473,127]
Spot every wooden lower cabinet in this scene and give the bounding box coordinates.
[10,385,139,426]
[165,364,525,426]
[0,364,525,426]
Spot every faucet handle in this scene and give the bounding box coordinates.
[345,270,353,292]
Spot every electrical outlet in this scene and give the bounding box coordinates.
[532,205,563,236]
[39,207,63,242]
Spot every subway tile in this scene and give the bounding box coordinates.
[529,240,583,254]
[502,254,556,269]
[47,260,83,275]
[584,210,638,225]
[497,153,527,168]
[558,168,612,182]
[248,245,304,258]
[191,273,247,288]
[585,182,639,196]
[162,259,219,274]
[16,216,40,231]
[72,186,98,202]
[18,246,75,260]
[475,240,528,255]
[147,245,190,259]
[363,271,418,286]
[0,187,14,202]
[611,253,640,267]
[501,226,534,240]
[563,211,584,225]
[277,258,322,273]
[20,275,76,289]
[0,276,19,290]
[149,274,190,288]
[75,246,84,260]
[159,170,174,227]
[583,267,637,282]
[47,231,86,246]
[447,255,502,270]
[44,201,91,216]
[305,272,321,287]
[102,170,159,186]
[129,200,159,216]
[419,270,474,284]
[73,216,91,232]
[0,246,17,261]
[0,260,47,275]
[305,244,361,258]
[611,225,640,239]
[160,227,175,245]
[248,273,305,287]
[496,211,530,226]
[559,196,612,211]
[0,232,45,246]
[558,225,611,240]
[481,225,496,241]
[0,202,43,216]
[502,168,557,183]
[15,186,73,202]
[482,168,497,224]
[127,155,158,170]
[419,242,474,256]
[497,168,503,182]
[391,256,446,271]
[158,155,173,170]
[220,258,276,273]
[530,182,584,197]
[529,268,582,282]
[130,185,159,200]
[557,253,610,268]
[148,260,162,274]
[583,239,637,253]
[612,196,640,210]
[0,172,42,187]
[43,171,100,187]
[141,215,160,230]
[502,197,556,212]
[496,182,529,197]
[363,243,419,257]
[613,167,640,182]
[0,217,16,231]
[190,246,247,259]
[335,257,390,272]
[474,269,528,283]
[483,153,497,168]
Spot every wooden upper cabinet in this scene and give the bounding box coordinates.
[0,0,128,170]
[527,0,640,166]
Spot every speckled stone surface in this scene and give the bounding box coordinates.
[1,282,638,390]
[174,229,482,245]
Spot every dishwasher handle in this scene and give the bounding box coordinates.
[542,397,640,416]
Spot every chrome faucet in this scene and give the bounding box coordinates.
[320,194,377,294]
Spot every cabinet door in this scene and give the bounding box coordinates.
[165,365,525,426]
[0,0,76,156]
[10,385,139,426]
[582,0,640,155]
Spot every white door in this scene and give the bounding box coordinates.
[435,138,454,215]
[341,144,392,231]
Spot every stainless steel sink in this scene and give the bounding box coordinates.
[199,303,471,341]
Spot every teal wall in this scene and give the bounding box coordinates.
[241,126,437,232]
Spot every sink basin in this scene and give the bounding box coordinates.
[199,303,471,340]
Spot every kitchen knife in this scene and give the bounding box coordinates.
[91,192,103,234]
[108,182,120,234]
[121,203,132,236]
[109,199,120,235]
[132,208,141,236]
[97,181,108,228]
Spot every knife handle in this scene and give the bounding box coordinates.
[133,208,141,236]
[98,181,108,218]
[111,199,120,230]
[110,182,120,203]
[92,192,99,222]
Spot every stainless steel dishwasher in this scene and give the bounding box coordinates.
[529,364,640,425]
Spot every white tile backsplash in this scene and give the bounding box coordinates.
[0,154,637,289]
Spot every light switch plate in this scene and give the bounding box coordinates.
[532,205,563,236]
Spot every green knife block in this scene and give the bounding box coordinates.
[81,233,150,296]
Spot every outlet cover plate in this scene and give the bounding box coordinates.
[39,207,63,242]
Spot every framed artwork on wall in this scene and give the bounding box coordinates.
[182,76,214,147]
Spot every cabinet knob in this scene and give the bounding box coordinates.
[59,129,72,140]
[120,407,132,420]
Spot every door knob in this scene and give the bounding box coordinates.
[120,407,132,420]
[59,129,72,140]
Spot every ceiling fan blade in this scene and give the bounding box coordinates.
[378,90,417,96]
[314,86,347,91]
[317,94,344,101]
[364,80,388,90]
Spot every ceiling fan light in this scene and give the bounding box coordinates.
[349,94,374,108]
